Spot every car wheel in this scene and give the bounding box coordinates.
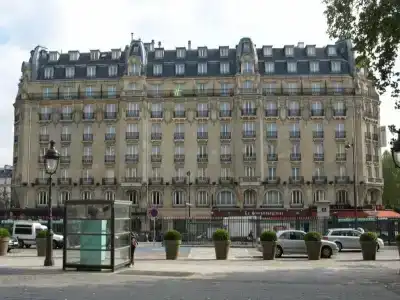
[335,242,343,252]
[321,246,333,258]
[275,246,283,258]
[25,244,31,249]
[18,240,24,248]
[52,241,58,249]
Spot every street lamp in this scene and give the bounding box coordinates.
[345,141,358,229]
[43,140,60,267]
[186,171,191,218]
[391,131,400,168]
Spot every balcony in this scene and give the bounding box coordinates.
[57,178,72,185]
[172,177,187,185]
[105,133,116,141]
[196,110,209,118]
[149,177,163,185]
[312,131,324,139]
[264,176,280,184]
[104,155,116,163]
[196,177,210,185]
[151,133,162,141]
[365,132,372,140]
[290,153,301,161]
[151,154,162,163]
[59,155,71,164]
[197,154,208,163]
[80,177,94,185]
[174,154,185,163]
[220,132,231,140]
[312,176,327,184]
[219,177,234,184]
[313,153,324,162]
[123,176,142,183]
[288,109,301,117]
[104,112,117,120]
[219,110,232,118]
[289,131,301,139]
[267,154,278,161]
[335,176,350,184]
[82,112,95,120]
[289,176,304,184]
[220,154,232,163]
[333,109,346,117]
[102,177,117,185]
[311,109,324,117]
[61,134,71,142]
[125,154,139,163]
[243,154,256,162]
[173,111,186,118]
[239,176,260,183]
[35,178,48,185]
[197,132,208,140]
[242,131,256,138]
[82,155,93,164]
[241,108,257,117]
[126,132,139,141]
[366,154,372,162]
[336,153,346,161]
[39,134,49,142]
[266,131,278,139]
[150,111,163,119]
[238,88,258,94]
[335,131,346,139]
[83,134,93,142]
[60,113,73,121]
[173,132,185,141]
[372,133,379,141]
[39,113,51,121]
[126,110,140,118]
[265,109,278,117]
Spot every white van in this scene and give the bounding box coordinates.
[12,222,64,249]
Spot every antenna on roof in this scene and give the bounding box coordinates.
[131,32,134,41]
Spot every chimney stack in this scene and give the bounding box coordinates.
[158,41,161,48]
[131,32,134,41]
[297,42,304,48]
[151,40,155,51]
[188,40,191,50]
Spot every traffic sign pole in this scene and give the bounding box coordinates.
[149,208,158,246]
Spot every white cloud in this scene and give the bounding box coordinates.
[0,0,398,166]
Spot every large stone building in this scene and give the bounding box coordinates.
[12,36,384,221]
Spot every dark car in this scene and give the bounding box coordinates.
[8,237,19,252]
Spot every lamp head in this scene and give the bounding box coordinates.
[44,140,60,174]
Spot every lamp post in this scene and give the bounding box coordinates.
[391,131,400,168]
[345,141,358,229]
[186,170,191,218]
[43,140,60,267]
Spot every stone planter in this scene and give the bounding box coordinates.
[0,237,9,256]
[36,238,47,257]
[305,241,322,260]
[360,241,377,261]
[261,241,277,260]
[214,240,230,260]
[164,240,181,260]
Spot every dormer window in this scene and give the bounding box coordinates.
[87,66,96,77]
[328,46,337,56]
[220,47,229,57]
[176,49,186,58]
[175,64,185,75]
[44,67,54,79]
[263,46,272,57]
[49,52,59,62]
[65,67,75,78]
[307,46,316,56]
[220,62,230,74]
[287,62,297,73]
[111,50,121,60]
[285,47,294,57]
[90,51,99,60]
[198,63,207,75]
[155,49,164,59]
[331,61,341,73]
[310,61,319,73]
[198,47,207,58]
[153,64,163,76]
[109,65,118,77]
[69,52,79,61]
[265,62,274,73]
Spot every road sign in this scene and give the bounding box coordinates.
[149,208,158,218]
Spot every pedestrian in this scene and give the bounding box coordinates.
[130,233,138,267]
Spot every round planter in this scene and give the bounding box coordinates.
[261,241,277,260]
[360,241,377,261]
[36,238,47,257]
[214,240,230,260]
[0,237,10,256]
[164,240,181,260]
[305,241,322,260]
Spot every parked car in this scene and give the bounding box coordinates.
[8,236,19,252]
[12,222,64,249]
[323,228,384,252]
[256,230,338,258]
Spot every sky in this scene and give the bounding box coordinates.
[0,0,398,166]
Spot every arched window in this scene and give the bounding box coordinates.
[81,191,92,200]
[197,191,208,206]
[313,190,326,203]
[38,191,48,205]
[291,190,303,205]
[336,190,348,204]
[173,190,185,206]
[59,191,70,205]
[151,191,162,206]
[128,190,138,205]
[216,190,235,206]
[243,190,256,206]
[105,191,115,201]
[263,190,282,206]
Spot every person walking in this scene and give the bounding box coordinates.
[130,233,138,267]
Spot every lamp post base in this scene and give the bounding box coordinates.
[43,257,54,267]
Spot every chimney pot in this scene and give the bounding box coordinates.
[188,40,191,50]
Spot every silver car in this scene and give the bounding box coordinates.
[257,230,338,258]
[323,228,384,252]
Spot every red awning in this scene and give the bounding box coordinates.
[367,210,400,219]
[333,211,369,218]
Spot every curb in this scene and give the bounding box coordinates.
[117,269,196,277]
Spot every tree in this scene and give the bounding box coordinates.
[323,0,400,103]
[381,150,400,207]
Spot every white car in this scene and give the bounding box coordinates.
[323,228,384,252]
[257,230,338,258]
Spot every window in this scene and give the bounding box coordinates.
[111,50,121,60]
[291,190,303,204]
[127,123,138,134]
[60,146,69,157]
[266,123,277,133]
[287,62,297,73]
[314,166,324,177]
[152,167,161,178]
[198,48,207,57]
[220,47,229,57]
[314,143,323,154]
[242,122,255,132]
[151,191,162,205]
[328,46,337,56]
[263,46,272,56]
[339,165,347,177]
[128,64,140,76]
[336,190,348,204]
[175,64,185,75]
[374,166,380,178]
[125,167,137,178]
[242,62,253,73]
[176,49,185,58]
[38,191,48,205]
[307,46,316,56]
[265,62,274,73]
[336,123,345,132]
[313,190,326,202]
[285,47,294,56]
[220,144,231,155]
[197,145,207,156]
[87,66,96,77]
[220,62,229,74]
[175,145,184,155]
[267,167,276,179]
[244,166,255,177]
[267,144,276,154]
[197,191,209,206]
[81,191,92,200]
[59,191,70,205]
[198,63,207,74]
[84,125,92,135]
[263,83,275,95]
[44,67,54,79]
[155,49,164,59]
[85,86,93,97]
[243,190,256,206]
[108,65,118,76]
[310,61,319,73]
[244,144,255,156]
[49,52,59,61]
[291,167,300,178]
[69,52,79,61]
[65,67,75,78]
[128,190,138,205]
[331,61,341,72]
[107,86,116,98]
[220,168,231,178]
[105,191,115,201]
[216,190,235,206]
[311,82,321,94]
[173,190,185,205]
[83,146,92,156]
[264,191,282,206]
[153,64,163,76]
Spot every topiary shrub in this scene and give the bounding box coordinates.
[163,230,182,241]
[359,232,377,242]
[304,232,322,242]
[260,230,277,242]
[0,228,10,238]
[212,229,229,241]
[36,230,49,239]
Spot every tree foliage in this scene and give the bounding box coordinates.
[323,0,400,102]
[381,150,400,207]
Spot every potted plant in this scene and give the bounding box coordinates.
[163,230,182,260]
[396,234,400,258]
[359,232,377,261]
[0,228,10,256]
[36,229,49,257]
[212,229,230,260]
[259,230,278,260]
[304,232,322,260]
